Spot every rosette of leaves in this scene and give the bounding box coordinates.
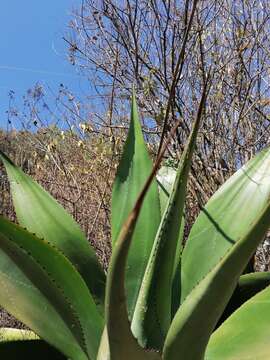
[1,94,270,359]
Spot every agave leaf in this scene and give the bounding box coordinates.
[163,193,270,360]
[105,94,182,360]
[106,201,161,360]
[0,151,105,308]
[180,148,270,303]
[0,328,65,359]
[0,217,103,360]
[157,165,185,317]
[217,271,270,328]
[111,93,161,317]
[131,91,206,350]
[157,166,185,275]
[205,284,270,359]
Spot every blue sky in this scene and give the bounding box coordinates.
[0,1,85,127]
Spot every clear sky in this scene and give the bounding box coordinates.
[0,1,85,128]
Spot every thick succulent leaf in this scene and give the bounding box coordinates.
[105,94,181,359]
[217,271,270,328]
[131,101,204,350]
[157,166,184,279]
[163,191,270,360]
[0,151,105,308]
[0,328,65,359]
[181,147,270,303]
[111,94,161,317]
[157,166,185,317]
[205,284,270,359]
[106,199,161,360]
[0,217,103,360]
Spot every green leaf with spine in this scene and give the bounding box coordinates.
[111,93,161,319]
[157,146,266,332]
[0,328,65,359]
[156,166,185,318]
[105,206,161,360]
[106,93,167,360]
[131,92,205,350]
[0,151,105,310]
[162,147,270,360]
[106,89,206,357]
[157,169,270,329]
[0,217,103,360]
[180,148,270,303]
[163,200,270,360]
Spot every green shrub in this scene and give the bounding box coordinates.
[1,95,270,359]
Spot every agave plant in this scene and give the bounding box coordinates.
[1,94,270,360]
